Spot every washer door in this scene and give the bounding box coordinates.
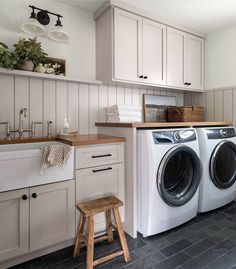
[210,140,236,189]
[157,145,202,207]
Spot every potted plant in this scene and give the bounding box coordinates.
[0,42,18,69]
[13,37,47,71]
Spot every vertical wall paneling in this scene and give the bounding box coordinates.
[0,74,189,137]
[15,76,30,133]
[68,82,79,133]
[29,78,43,137]
[56,81,68,134]
[116,85,125,105]
[108,85,117,106]
[124,86,132,105]
[78,84,89,134]
[98,84,108,122]
[206,91,215,121]
[223,89,233,121]
[43,79,56,137]
[214,91,223,121]
[0,75,14,138]
[184,93,192,106]
[132,87,140,106]
[89,85,99,134]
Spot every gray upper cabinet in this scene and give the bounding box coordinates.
[96,7,204,91]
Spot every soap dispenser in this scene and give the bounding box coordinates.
[61,117,69,135]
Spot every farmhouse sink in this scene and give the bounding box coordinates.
[0,141,74,192]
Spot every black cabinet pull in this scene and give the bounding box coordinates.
[92,167,112,173]
[92,154,112,158]
[139,75,143,78]
[188,83,192,86]
[184,82,188,85]
[32,193,37,198]
[22,194,28,200]
[143,76,148,79]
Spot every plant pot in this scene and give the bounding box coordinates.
[20,60,34,72]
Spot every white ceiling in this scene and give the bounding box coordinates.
[61,0,236,34]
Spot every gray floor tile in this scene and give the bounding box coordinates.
[153,251,191,269]
[160,239,192,257]
[184,238,216,257]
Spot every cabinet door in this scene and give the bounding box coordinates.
[0,189,29,262]
[167,27,187,88]
[186,34,204,91]
[76,163,124,234]
[143,19,166,85]
[30,180,75,251]
[113,8,143,82]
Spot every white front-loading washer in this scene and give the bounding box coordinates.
[137,128,202,237]
[196,126,236,213]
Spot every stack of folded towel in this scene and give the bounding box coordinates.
[106,105,142,123]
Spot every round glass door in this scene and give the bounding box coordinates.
[210,141,236,189]
[157,145,202,207]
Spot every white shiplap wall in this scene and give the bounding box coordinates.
[0,74,185,138]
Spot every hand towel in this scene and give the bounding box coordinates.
[106,111,142,117]
[107,116,142,123]
[40,144,72,173]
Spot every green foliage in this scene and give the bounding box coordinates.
[0,43,18,69]
[13,37,48,68]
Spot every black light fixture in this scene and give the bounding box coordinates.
[21,5,69,42]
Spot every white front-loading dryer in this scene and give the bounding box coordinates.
[137,128,202,237]
[196,126,236,213]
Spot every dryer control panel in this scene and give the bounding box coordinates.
[153,129,197,144]
[206,128,236,139]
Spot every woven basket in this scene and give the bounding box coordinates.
[167,106,204,122]
[144,106,167,122]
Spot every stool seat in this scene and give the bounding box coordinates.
[77,196,123,216]
[73,195,130,269]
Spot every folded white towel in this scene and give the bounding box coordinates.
[106,105,142,114]
[107,116,142,123]
[107,111,142,117]
[40,144,72,173]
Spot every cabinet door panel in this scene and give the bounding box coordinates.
[167,27,186,88]
[143,19,166,85]
[76,163,124,234]
[0,188,29,262]
[30,180,75,251]
[114,8,142,82]
[187,34,204,91]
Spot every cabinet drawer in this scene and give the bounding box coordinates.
[76,143,124,169]
[76,163,124,234]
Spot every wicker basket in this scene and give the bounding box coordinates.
[144,106,167,122]
[167,106,204,122]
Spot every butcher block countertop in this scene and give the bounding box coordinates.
[57,134,126,146]
[95,121,232,129]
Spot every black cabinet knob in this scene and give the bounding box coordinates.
[139,75,143,78]
[22,194,28,200]
[184,82,188,85]
[143,76,148,79]
[32,193,37,198]
[188,83,192,86]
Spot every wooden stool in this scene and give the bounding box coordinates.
[73,196,130,269]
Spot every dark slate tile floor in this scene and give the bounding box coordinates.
[10,201,236,269]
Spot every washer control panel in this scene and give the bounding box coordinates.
[206,128,236,139]
[153,129,197,144]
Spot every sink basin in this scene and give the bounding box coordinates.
[0,142,74,192]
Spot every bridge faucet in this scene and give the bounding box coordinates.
[19,108,28,139]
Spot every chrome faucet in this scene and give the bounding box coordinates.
[19,108,29,139]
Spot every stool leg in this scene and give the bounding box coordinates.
[113,208,131,262]
[86,214,95,269]
[106,209,113,243]
[73,214,86,257]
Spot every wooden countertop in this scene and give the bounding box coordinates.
[0,137,56,145]
[57,134,126,146]
[95,121,232,129]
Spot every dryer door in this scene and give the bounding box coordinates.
[157,145,202,207]
[210,140,236,189]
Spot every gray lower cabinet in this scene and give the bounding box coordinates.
[0,180,75,262]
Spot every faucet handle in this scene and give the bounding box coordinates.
[0,122,10,140]
[47,121,53,138]
[31,121,43,139]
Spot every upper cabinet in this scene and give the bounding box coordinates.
[96,7,204,91]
